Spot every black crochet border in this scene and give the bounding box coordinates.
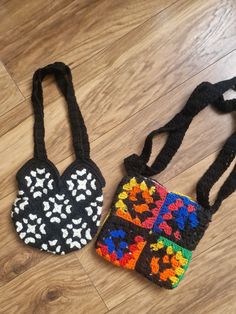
[16,158,105,189]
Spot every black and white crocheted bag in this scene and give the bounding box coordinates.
[11,62,105,255]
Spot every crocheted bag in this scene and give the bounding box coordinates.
[11,62,105,255]
[95,78,236,288]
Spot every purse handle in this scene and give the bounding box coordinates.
[32,62,90,161]
[124,78,236,214]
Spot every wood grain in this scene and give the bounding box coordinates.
[0,61,24,117]
[0,0,175,95]
[0,192,45,287]
[2,0,236,138]
[76,151,236,309]
[0,98,31,137]
[2,48,235,198]
[1,51,236,284]
[108,232,236,313]
[0,254,107,314]
[1,0,236,313]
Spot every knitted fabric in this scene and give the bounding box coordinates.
[11,62,105,254]
[95,77,236,288]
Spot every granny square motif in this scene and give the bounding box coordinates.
[96,78,236,288]
[96,176,201,288]
[136,236,192,289]
[96,218,146,270]
[113,177,208,250]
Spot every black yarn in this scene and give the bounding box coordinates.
[95,77,236,289]
[12,62,105,255]
[32,62,90,161]
[124,78,236,214]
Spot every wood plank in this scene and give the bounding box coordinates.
[0,0,72,34]
[0,98,31,137]
[1,49,236,199]
[108,233,236,313]
[1,148,234,303]
[68,0,236,140]
[2,0,236,134]
[76,151,236,309]
[0,0,175,96]
[0,61,24,117]
[0,254,108,314]
[1,1,236,312]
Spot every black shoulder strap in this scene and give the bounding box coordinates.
[32,62,90,161]
[124,78,236,214]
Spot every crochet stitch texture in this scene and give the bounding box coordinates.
[11,62,105,254]
[95,77,236,288]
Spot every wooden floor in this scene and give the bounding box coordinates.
[0,0,236,313]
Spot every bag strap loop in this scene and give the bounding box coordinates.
[32,62,90,161]
[124,77,236,214]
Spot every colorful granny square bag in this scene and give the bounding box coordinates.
[11,62,105,255]
[95,78,236,288]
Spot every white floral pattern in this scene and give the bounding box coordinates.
[12,165,104,254]
[25,168,54,198]
[15,213,46,244]
[43,194,72,223]
[66,168,98,201]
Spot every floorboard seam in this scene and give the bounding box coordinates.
[1,61,25,103]
[73,252,109,313]
[10,0,180,100]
